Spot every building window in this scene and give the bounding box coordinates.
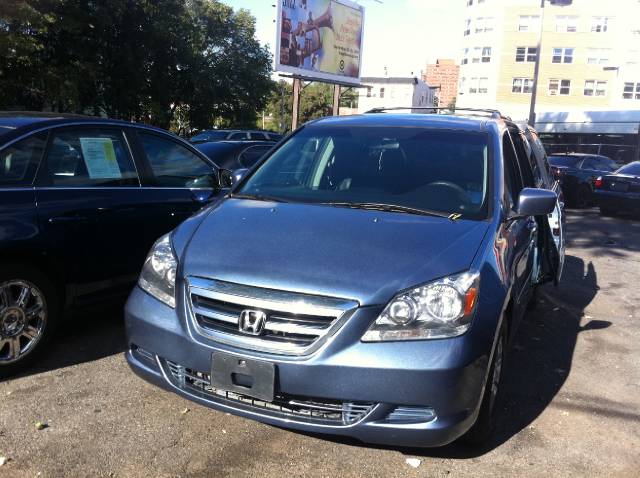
[459,77,466,94]
[475,17,494,33]
[627,51,639,65]
[556,15,578,33]
[482,47,492,63]
[552,47,574,64]
[464,18,471,36]
[471,46,491,63]
[623,82,640,100]
[515,46,537,62]
[467,0,473,5]
[591,16,612,32]
[461,48,469,65]
[379,88,385,99]
[587,48,611,65]
[512,78,534,94]
[518,15,541,32]
[549,79,571,95]
[469,77,489,94]
[366,87,372,98]
[584,80,607,96]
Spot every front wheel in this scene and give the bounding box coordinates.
[460,318,507,445]
[0,266,59,378]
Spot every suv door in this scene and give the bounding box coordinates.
[503,130,538,323]
[35,126,147,303]
[131,129,222,248]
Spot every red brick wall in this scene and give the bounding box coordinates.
[424,61,460,107]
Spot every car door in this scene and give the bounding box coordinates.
[129,129,223,249]
[524,129,565,284]
[503,130,538,325]
[34,125,148,303]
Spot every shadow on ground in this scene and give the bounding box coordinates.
[5,301,127,380]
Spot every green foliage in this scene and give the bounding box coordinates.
[0,0,273,130]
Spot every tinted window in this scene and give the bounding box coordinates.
[503,134,524,211]
[195,142,239,168]
[139,133,215,188]
[617,162,640,175]
[45,129,138,187]
[248,132,267,140]
[239,127,490,219]
[267,133,283,141]
[228,132,248,140]
[509,130,535,188]
[0,133,46,187]
[191,131,229,142]
[594,156,618,171]
[238,145,273,168]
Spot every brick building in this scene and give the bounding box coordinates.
[424,59,460,108]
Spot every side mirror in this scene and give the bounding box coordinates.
[516,188,557,216]
[231,168,248,186]
[219,169,233,188]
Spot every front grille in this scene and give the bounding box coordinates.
[187,277,358,355]
[163,359,375,426]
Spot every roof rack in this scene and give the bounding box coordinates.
[364,107,510,120]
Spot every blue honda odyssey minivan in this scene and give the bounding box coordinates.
[125,110,565,447]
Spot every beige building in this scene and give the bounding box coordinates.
[456,0,640,121]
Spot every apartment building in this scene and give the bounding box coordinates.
[456,0,640,121]
[424,59,460,107]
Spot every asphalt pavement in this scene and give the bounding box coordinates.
[0,209,639,477]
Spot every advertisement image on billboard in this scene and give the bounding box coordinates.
[276,0,365,85]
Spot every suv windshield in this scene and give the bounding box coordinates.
[191,131,229,142]
[237,126,490,219]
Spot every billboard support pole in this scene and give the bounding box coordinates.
[332,85,341,116]
[291,77,301,131]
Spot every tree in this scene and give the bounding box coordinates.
[0,0,273,130]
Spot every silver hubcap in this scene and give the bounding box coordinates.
[0,280,47,364]
[490,334,504,411]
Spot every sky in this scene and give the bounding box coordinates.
[222,0,465,77]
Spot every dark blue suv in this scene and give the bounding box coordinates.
[125,110,565,447]
[0,113,226,376]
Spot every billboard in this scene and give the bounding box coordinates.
[276,0,365,85]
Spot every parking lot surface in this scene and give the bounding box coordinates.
[1,209,639,477]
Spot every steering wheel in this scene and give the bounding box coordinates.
[425,181,472,209]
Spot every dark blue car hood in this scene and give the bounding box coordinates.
[181,198,490,306]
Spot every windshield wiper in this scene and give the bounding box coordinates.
[320,201,456,219]
[230,193,288,203]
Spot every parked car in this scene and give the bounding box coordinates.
[125,110,564,447]
[195,141,274,170]
[0,112,230,377]
[594,161,640,216]
[189,129,282,144]
[548,153,621,208]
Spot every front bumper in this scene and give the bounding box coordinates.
[595,190,640,211]
[125,286,500,448]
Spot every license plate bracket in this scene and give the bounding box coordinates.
[211,352,275,402]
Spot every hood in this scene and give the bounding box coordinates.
[181,198,490,306]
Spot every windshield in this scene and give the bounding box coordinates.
[237,126,490,219]
[616,162,640,176]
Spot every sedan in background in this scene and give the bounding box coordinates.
[594,161,640,216]
[190,129,282,144]
[0,112,229,377]
[195,141,274,170]
[548,153,621,208]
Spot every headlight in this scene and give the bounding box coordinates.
[362,272,479,342]
[138,234,177,308]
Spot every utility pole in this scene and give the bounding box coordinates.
[291,78,302,131]
[528,0,546,127]
[332,85,341,116]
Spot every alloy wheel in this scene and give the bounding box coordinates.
[0,280,48,364]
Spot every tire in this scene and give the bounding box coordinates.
[0,265,60,379]
[599,206,617,217]
[460,318,508,446]
[574,185,592,209]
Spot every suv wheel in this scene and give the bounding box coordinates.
[0,266,59,378]
[461,318,507,445]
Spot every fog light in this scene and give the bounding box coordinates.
[384,406,436,424]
